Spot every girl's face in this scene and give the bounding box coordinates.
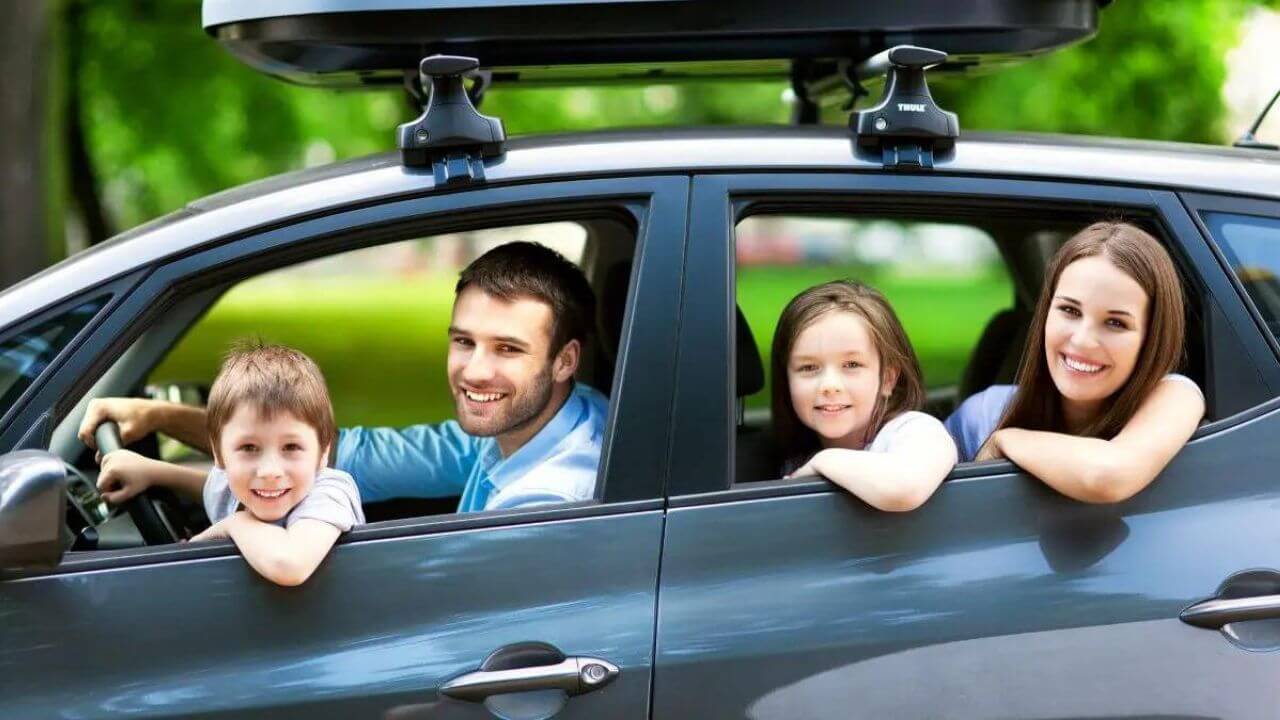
[787,311,897,450]
[1043,255,1149,424]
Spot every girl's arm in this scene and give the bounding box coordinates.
[210,512,342,587]
[990,378,1204,504]
[789,418,958,512]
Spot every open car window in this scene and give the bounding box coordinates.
[54,215,644,547]
[731,209,1214,484]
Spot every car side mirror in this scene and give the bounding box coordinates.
[0,450,68,571]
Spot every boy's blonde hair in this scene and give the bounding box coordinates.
[206,341,336,462]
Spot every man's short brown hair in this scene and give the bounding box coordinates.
[206,341,336,462]
[455,241,595,355]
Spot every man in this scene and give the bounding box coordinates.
[80,242,609,512]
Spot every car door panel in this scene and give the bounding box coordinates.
[2,509,662,718]
[656,414,1280,717]
[654,172,1280,718]
[0,174,690,718]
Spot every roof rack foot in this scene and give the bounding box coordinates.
[396,55,506,171]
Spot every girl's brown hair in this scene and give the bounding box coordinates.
[996,221,1185,439]
[770,280,927,468]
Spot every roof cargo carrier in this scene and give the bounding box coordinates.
[203,0,1104,89]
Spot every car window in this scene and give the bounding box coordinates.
[100,217,638,532]
[150,222,589,431]
[736,215,1011,403]
[1202,212,1280,341]
[0,299,105,415]
[733,214,1012,482]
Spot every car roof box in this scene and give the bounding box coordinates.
[203,0,1103,88]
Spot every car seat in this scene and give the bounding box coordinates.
[958,307,1030,402]
[734,308,776,483]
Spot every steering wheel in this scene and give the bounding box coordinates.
[95,421,178,545]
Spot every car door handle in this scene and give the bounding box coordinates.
[440,656,619,701]
[1180,594,1280,629]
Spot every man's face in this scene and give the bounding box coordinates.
[447,286,563,439]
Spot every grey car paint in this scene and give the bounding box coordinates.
[2,123,1280,718]
[0,509,663,718]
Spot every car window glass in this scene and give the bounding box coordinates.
[93,217,641,536]
[0,300,105,415]
[733,215,1011,482]
[150,222,588,432]
[1203,212,1280,340]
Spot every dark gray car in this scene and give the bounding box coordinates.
[4,1,1280,718]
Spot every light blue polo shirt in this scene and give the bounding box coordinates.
[335,383,608,512]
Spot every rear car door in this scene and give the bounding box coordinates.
[0,175,688,719]
[653,171,1280,718]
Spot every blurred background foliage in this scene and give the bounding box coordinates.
[71,0,1277,236]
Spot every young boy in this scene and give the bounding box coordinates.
[95,342,364,586]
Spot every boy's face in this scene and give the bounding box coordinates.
[216,404,327,523]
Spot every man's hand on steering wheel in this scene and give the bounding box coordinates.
[78,397,159,451]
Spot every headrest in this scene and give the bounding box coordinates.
[737,307,765,398]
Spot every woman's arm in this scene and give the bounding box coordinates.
[789,419,958,512]
[214,513,343,587]
[990,378,1204,504]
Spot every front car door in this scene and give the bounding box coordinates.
[0,175,688,718]
[653,171,1280,718]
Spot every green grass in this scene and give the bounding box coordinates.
[151,267,1012,426]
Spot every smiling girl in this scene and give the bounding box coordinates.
[771,281,957,511]
[945,221,1205,503]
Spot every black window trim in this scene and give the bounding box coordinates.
[1181,192,1280,368]
[668,171,1277,504]
[0,272,146,435]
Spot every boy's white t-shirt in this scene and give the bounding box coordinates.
[203,466,365,531]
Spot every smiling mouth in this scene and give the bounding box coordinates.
[251,488,290,500]
[463,389,507,403]
[815,404,852,414]
[1061,353,1106,375]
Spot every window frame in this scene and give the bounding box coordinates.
[5,175,689,576]
[1183,192,1280,365]
[668,171,1279,502]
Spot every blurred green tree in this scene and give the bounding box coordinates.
[61,0,1277,250]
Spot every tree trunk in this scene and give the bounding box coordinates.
[66,0,111,247]
[0,1,56,290]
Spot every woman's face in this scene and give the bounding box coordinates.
[1043,255,1149,424]
[787,311,897,449]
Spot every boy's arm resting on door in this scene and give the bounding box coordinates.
[217,513,343,587]
[991,378,1205,504]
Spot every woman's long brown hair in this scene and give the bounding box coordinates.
[996,221,1185,439]
[770,280,927,469]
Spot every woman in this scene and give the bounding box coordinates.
[945,221,1204,503]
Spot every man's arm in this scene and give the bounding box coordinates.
[337,421,478,503]
[79,398,211,453]
[96,449,207,504]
